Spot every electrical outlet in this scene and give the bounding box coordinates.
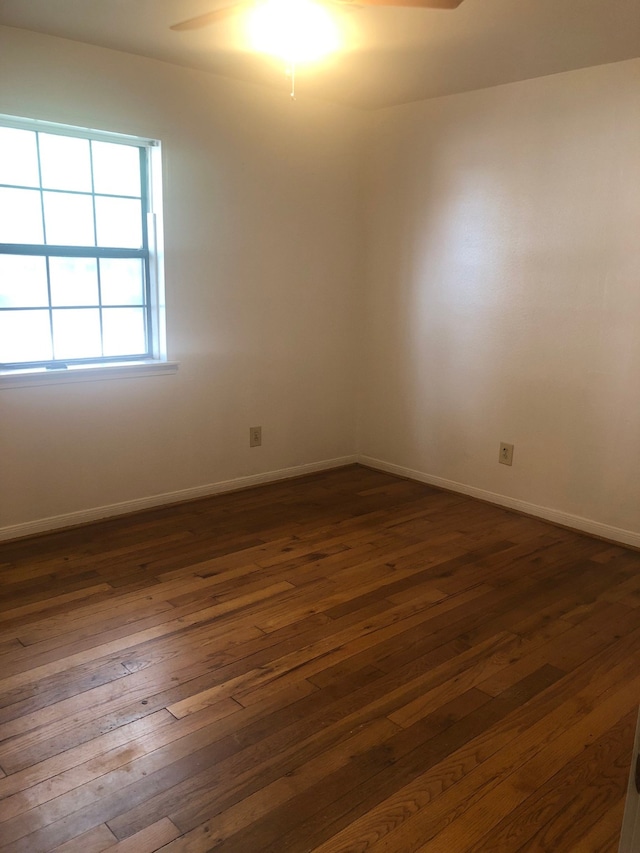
[249,426,262,448]
[499,442,514,466]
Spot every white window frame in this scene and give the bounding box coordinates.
[0,115,177,388]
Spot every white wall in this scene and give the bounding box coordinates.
[0,26,363,534]
[360,59,640,545]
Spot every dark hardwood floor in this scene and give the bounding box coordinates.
[0,464,638,852]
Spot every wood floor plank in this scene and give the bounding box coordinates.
[0,638,25,658]
[399,673,640,853]
[0,711,174,803]
[0,585,112,627]
[0,621,262,766]
[243,668,564,853]
[457,710,635,853]
[0,700,242,824]
[50,823,117,852]
[103,817,180,851]
[0,581,289,695]
[308,666,639,853]
[571,796,627,852]
[158,717,402,852]
[0,465,637,853]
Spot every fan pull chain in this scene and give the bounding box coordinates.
[287,60,296,100]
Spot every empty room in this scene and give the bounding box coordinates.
[1,0,639,851]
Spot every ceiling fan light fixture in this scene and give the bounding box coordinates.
[247,0,340,64]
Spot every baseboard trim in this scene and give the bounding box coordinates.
[0,455,358,542]
[5,453,638,550]
[359,455,640,550]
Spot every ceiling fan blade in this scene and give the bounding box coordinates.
[336,0,463,6]
[170,0,462,31]
[170,3,252,30]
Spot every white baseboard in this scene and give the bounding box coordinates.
[0,455,358,542]
[4,453,639,550]
[359,455,640,550]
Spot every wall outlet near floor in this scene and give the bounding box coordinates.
[499,442,514,466]
[249,426,262,447]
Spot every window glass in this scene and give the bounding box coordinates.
[0,127,39,187]
[0,255,48,307]
[92,141,141,197]
[99,258,144,306]
[102,307,147,356]
[0,187,44,244]
[43,191,95,246]
[52,308,102,359]
[39,133,92,193]
[50,257,99,307]
[95,196,142,248]
[0,310,52,362]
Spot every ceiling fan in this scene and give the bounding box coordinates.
[171,0,464,30]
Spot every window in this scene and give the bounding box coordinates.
[0,115,169,378]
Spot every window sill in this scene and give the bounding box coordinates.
[0,360,179,389]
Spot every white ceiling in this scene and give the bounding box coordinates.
[1,0,639,109]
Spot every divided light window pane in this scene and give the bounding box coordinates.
[43,192,95,246]
[0,127,39,187]
[52,308,102,359]
[95,196,142,248]
[0,255,48,307]
[49,257,99,307]
[102,307,146,356]
[0,310,52,362]
[92,141,141,197]
[39,133,92,193]
[0,187,44,244]
[99,258,144,305]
